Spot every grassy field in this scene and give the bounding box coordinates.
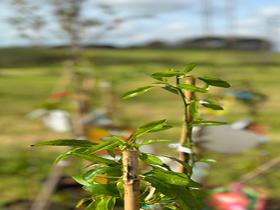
[0,47,280,205]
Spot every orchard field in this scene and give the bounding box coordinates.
[0,47,279,204]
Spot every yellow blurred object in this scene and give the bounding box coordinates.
[87,127,110,143]
[95,176,108,184]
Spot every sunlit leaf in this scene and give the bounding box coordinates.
[200,100,224,110]
[140,153,164,166]
[31,139,95,147]
[145,168,190,186]
[151,69,185,78]
[76,197,92,208]
[122,86,154,99]
[198,76,230,88]
[137,139,171,146]
[84,166,121,181]
[84,183,119,197]
[192,120,227,126]
[70,152,118,165]
[85,140,120,154]
[184,63,196,73]
[133,119,172,138]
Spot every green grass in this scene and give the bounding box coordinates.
[0,47,279,204]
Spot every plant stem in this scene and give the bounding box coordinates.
[177,76,195,174]
[122,150,140,210]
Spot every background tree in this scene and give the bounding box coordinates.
[8,0,46,46]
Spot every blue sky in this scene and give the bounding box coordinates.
[0,0,279,50]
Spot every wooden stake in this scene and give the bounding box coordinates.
[122,150,140,210]
[239,155,280,184]
[178,77,195,173]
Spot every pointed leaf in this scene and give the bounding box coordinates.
[76,197,92,208]
[192,120,227,126]
[122,86,154,99]
[198,76,230,88]
[145,168,190,186]
[140,153,164,166]
[55,148,86,163]
[200,100,224,110]
[133,119,171,138]
[84,183,119,196]
[116,179,124,199]
[71,152,118,165]
[32,139,95,147]
[85,140,120,154]
[95,197,116,210]
[177,84,208,93]
[162,85,179,95]
[73,175,91,186]
[151,69,185,78]
[137,139,171,146]
[184,63,196,73]
[84,166,122,181]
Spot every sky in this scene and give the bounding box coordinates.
[0,0,280,50]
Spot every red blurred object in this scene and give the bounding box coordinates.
[207,184,267,210]
[208,192,249,210]
[49,91,71,99]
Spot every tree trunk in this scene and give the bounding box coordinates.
[122,150,140,210]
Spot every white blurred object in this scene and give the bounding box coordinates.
[191,162,210,183]
[231,119,252,130]
[82,110,112,126]
[194,125,261,154]
[139,145,154,154]
[26,109,48,119]
[169,143,193,154]
[158,156,180,172]
[42,110,71,132]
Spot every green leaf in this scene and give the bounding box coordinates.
[162,85,179,95]
[151,69,185,78]
[73,175,91,186]
[145,168,190,186]
[70,152,118,165]
[198,76,231,88]
[151,74,168,82]
[144,175,201,210]
[137,139,171,146]
[200,99,224,110]
[177,84,208,93]
[133,119,172,138]
[31,139,95,147]
[140,153,164,166]
[116,179,124,199]
[84,183,119,196]
[55,148,86,163]
[184,63,196,73]
[76,197,92,208]
[93,196,116,210]
[161,155,192,175]
[85,140,120,154]
[192,120,227,126]
[122,86,154,99]
[84,166,122,181]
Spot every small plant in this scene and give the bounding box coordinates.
[33,64,230,210]
[122,64,230,173]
